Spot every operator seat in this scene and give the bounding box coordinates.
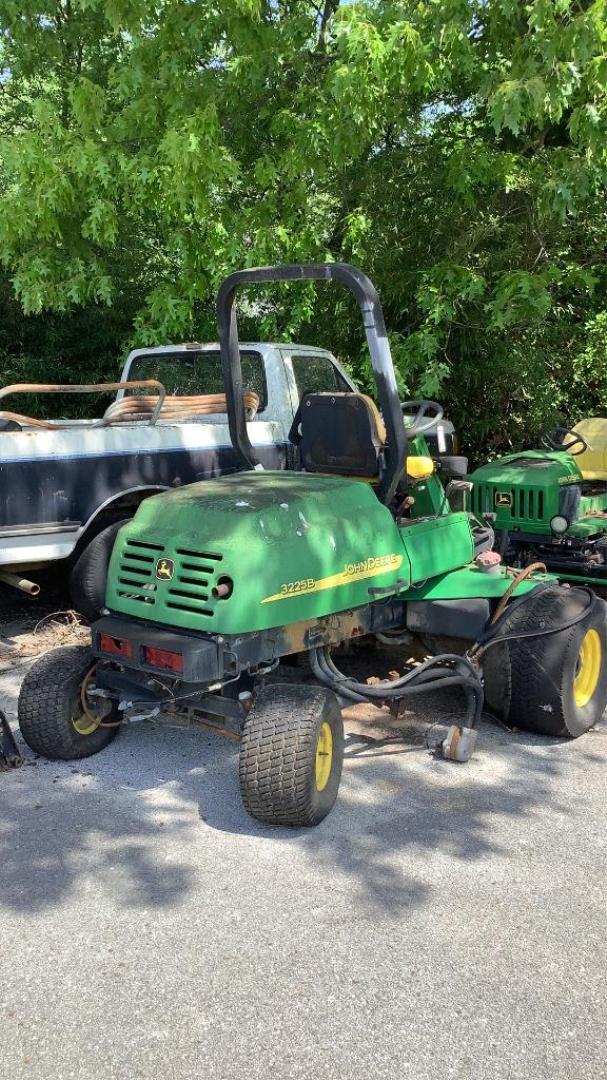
[570,419,607,481]
[294,392,434,483]
[296,392,386,478]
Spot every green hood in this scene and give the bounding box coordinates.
[105,472,409,634]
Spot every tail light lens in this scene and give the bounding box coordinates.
[142,645,183,673]
[98,633,132,659]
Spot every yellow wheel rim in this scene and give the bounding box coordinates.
[574,628,602,708]
[72,713,100,736]
[72,667,102,737]
[315,721,333,792]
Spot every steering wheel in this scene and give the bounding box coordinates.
[541,426,588,456]
[401,399,444,436]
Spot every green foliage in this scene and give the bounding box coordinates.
[1,0,607,451]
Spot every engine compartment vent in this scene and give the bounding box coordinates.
[113,538,228,622]
[116,539,162,606]
[472,484,545,522]
[166,548,224,619]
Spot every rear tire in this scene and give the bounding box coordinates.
[69,518,130,622]
[18,645,120,760]
[483,585,607,737]
[239,684,344,826]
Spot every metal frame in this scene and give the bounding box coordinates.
[216,263,407,505]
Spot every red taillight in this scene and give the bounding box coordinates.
[98,633,132,658]
[142,645,183,673]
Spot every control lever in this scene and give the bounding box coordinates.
[446,479,473,510]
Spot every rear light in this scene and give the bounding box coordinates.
[98,633,132,659]
[142,645,184,673]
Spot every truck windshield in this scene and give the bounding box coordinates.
[126,350,267,412]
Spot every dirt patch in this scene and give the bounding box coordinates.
[0,602,89,673]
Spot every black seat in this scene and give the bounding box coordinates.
[295,392,386,478]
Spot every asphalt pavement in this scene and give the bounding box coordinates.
[1,650,607,1080]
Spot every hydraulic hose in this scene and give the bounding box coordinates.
[310,647,483,728]
[469,583,596,661]
[310,583,594,743]
[489,562,547,626]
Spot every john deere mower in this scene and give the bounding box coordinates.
[469,421,607,594]
[17,266,607,826]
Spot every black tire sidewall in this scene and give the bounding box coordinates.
[18,645,119,760]
[69,518,130,622]
[306,693,344,824]
[485,586,607,738]
[61,651,119,757]
[239,683,345,827]
[557,604,607,737]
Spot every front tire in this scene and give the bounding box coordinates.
[18,645,120,760]
[239,684,344,826]
[483,585,607,737]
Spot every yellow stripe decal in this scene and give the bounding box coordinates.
[261,554,404,605]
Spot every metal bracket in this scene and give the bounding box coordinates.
[0,711,24,770]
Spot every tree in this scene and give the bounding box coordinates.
[1,0,607,452]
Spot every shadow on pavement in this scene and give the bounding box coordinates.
[0,689,575,919]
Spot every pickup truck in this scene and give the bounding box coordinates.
[0,341,457,618]
[0,342,353,615]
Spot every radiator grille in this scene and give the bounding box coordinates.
[165,548,223,619]
[116,540,224,619]
[472,485,545,522]
[116,539,161,607]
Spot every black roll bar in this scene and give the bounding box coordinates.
[216,263,407,505]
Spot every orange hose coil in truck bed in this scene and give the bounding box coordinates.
[103,391,260,423]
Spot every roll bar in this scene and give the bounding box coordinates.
[216,263,407,505]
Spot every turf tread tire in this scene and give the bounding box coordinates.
[239,684,344,826]
[483,585,607,737]
[18,645,119,760]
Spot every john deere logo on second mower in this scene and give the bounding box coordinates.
[155,558,175,580]
[495,492,512,508]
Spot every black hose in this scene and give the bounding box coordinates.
[470,583,595,660]
[310,647,484,728]
[310,583,595,737]
[321,647,478,694]
[315,648,484,726]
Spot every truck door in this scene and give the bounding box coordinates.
[280,348,355,416]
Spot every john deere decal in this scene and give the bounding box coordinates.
[261,554,403,604]
[155,558,175,580]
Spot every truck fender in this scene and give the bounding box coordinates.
[75,484,170,547]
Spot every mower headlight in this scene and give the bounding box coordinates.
[550,514,569,535]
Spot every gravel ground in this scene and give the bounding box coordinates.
[1,591,607,1080]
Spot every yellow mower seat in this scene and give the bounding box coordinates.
[570,418,607,481]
